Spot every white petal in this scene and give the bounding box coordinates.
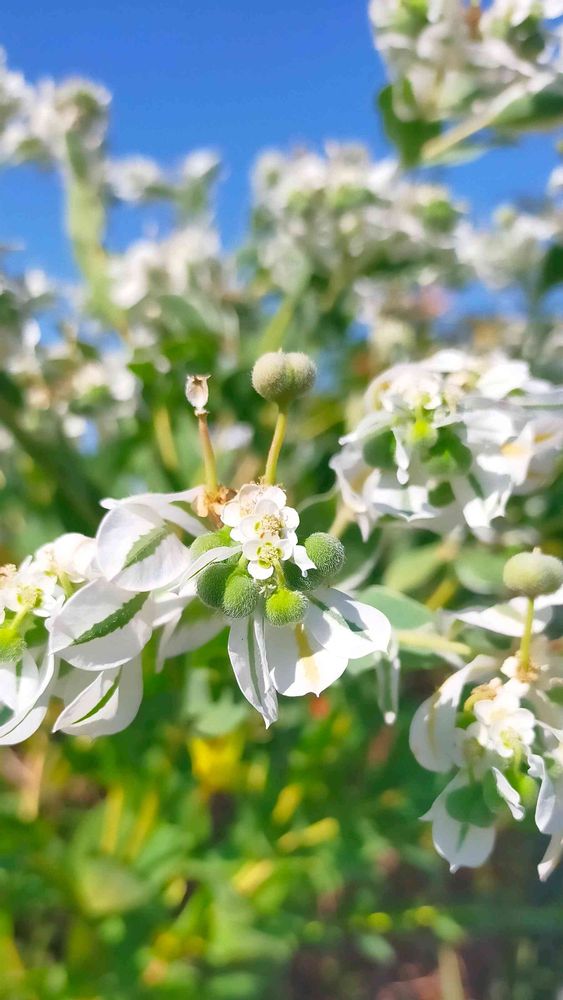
[491,767,525,821]
[221,500,241,527]
[0,650,56,746]
[263,486,287,508]
[538,833,563,881]
[529,753,563,835]
[96,502,192,591]
[293,545,316,573]
[283,507,300,531]
[456,600,551,637]
[228,614,278,727]
[158,609,225,668]
[305,597,373,660]
[254,498,281,518]
[54,658,143,736]
[267,622,348,697]
[47,581,153,670]
[424,774,496,872]
[248,561,274,581]
[316,588,392,654]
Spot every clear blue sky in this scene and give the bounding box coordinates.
[0,0,558,282]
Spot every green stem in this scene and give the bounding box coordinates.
[264,406,288,485]
[197,412,218,492]
[519,597,535,671]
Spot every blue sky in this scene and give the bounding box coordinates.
[0,0,559,282]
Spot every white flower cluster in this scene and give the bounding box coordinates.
[104,149,220,205]
[371,0,563,127]
[0,59,110,167]
[411,585,563,879]
[252,144,465,293]
[330,349,563,538]
[0,483,393,742]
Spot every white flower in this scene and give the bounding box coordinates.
[470,684,535,759]
[0,558,64,625]
[34,533,98,585]
[410,656,497,772]
[0,649,55,746]
[221,484,314,581]
[105,156,163,202]
[221,484,287,529]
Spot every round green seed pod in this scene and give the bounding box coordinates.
[251,351,316,404]
[283,561,322,592]
[196,563,231,609]
[265,588,309,627]
[222,572,260,619]
[304,533,345,580]
[503,551,563,599]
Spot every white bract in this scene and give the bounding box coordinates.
[331,349,563,539]
[370,0,562,128]
[413,585,563,877]
[227,587,392,728]
[0,469,394,741]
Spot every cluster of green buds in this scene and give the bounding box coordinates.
[184,349,347,629]
[193,530,346,627]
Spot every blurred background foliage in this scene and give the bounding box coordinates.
[1,0,563,996]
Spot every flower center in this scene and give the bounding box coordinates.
[258,514,283,536]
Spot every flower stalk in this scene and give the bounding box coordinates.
[519,597,535,673]
[264,405,288,485]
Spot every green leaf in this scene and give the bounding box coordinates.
[122,524,169,570]
[539,243,563,296]
[297,492,337,536]
[446,783,496,828]
[378,84,441,168]
[494,87,563,133]
[72,593,148,646]
[383,541,446,593]
[359,585,434,630]
[547,686,563,707]
[454,548,506,595]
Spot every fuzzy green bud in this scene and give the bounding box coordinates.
[304,533,345,580]
[283,561,323,592]
[222,572,260,619]
[196,563,231,609]
[251,351,316,405]
[503,551,563,599]
[265,588,309,627]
